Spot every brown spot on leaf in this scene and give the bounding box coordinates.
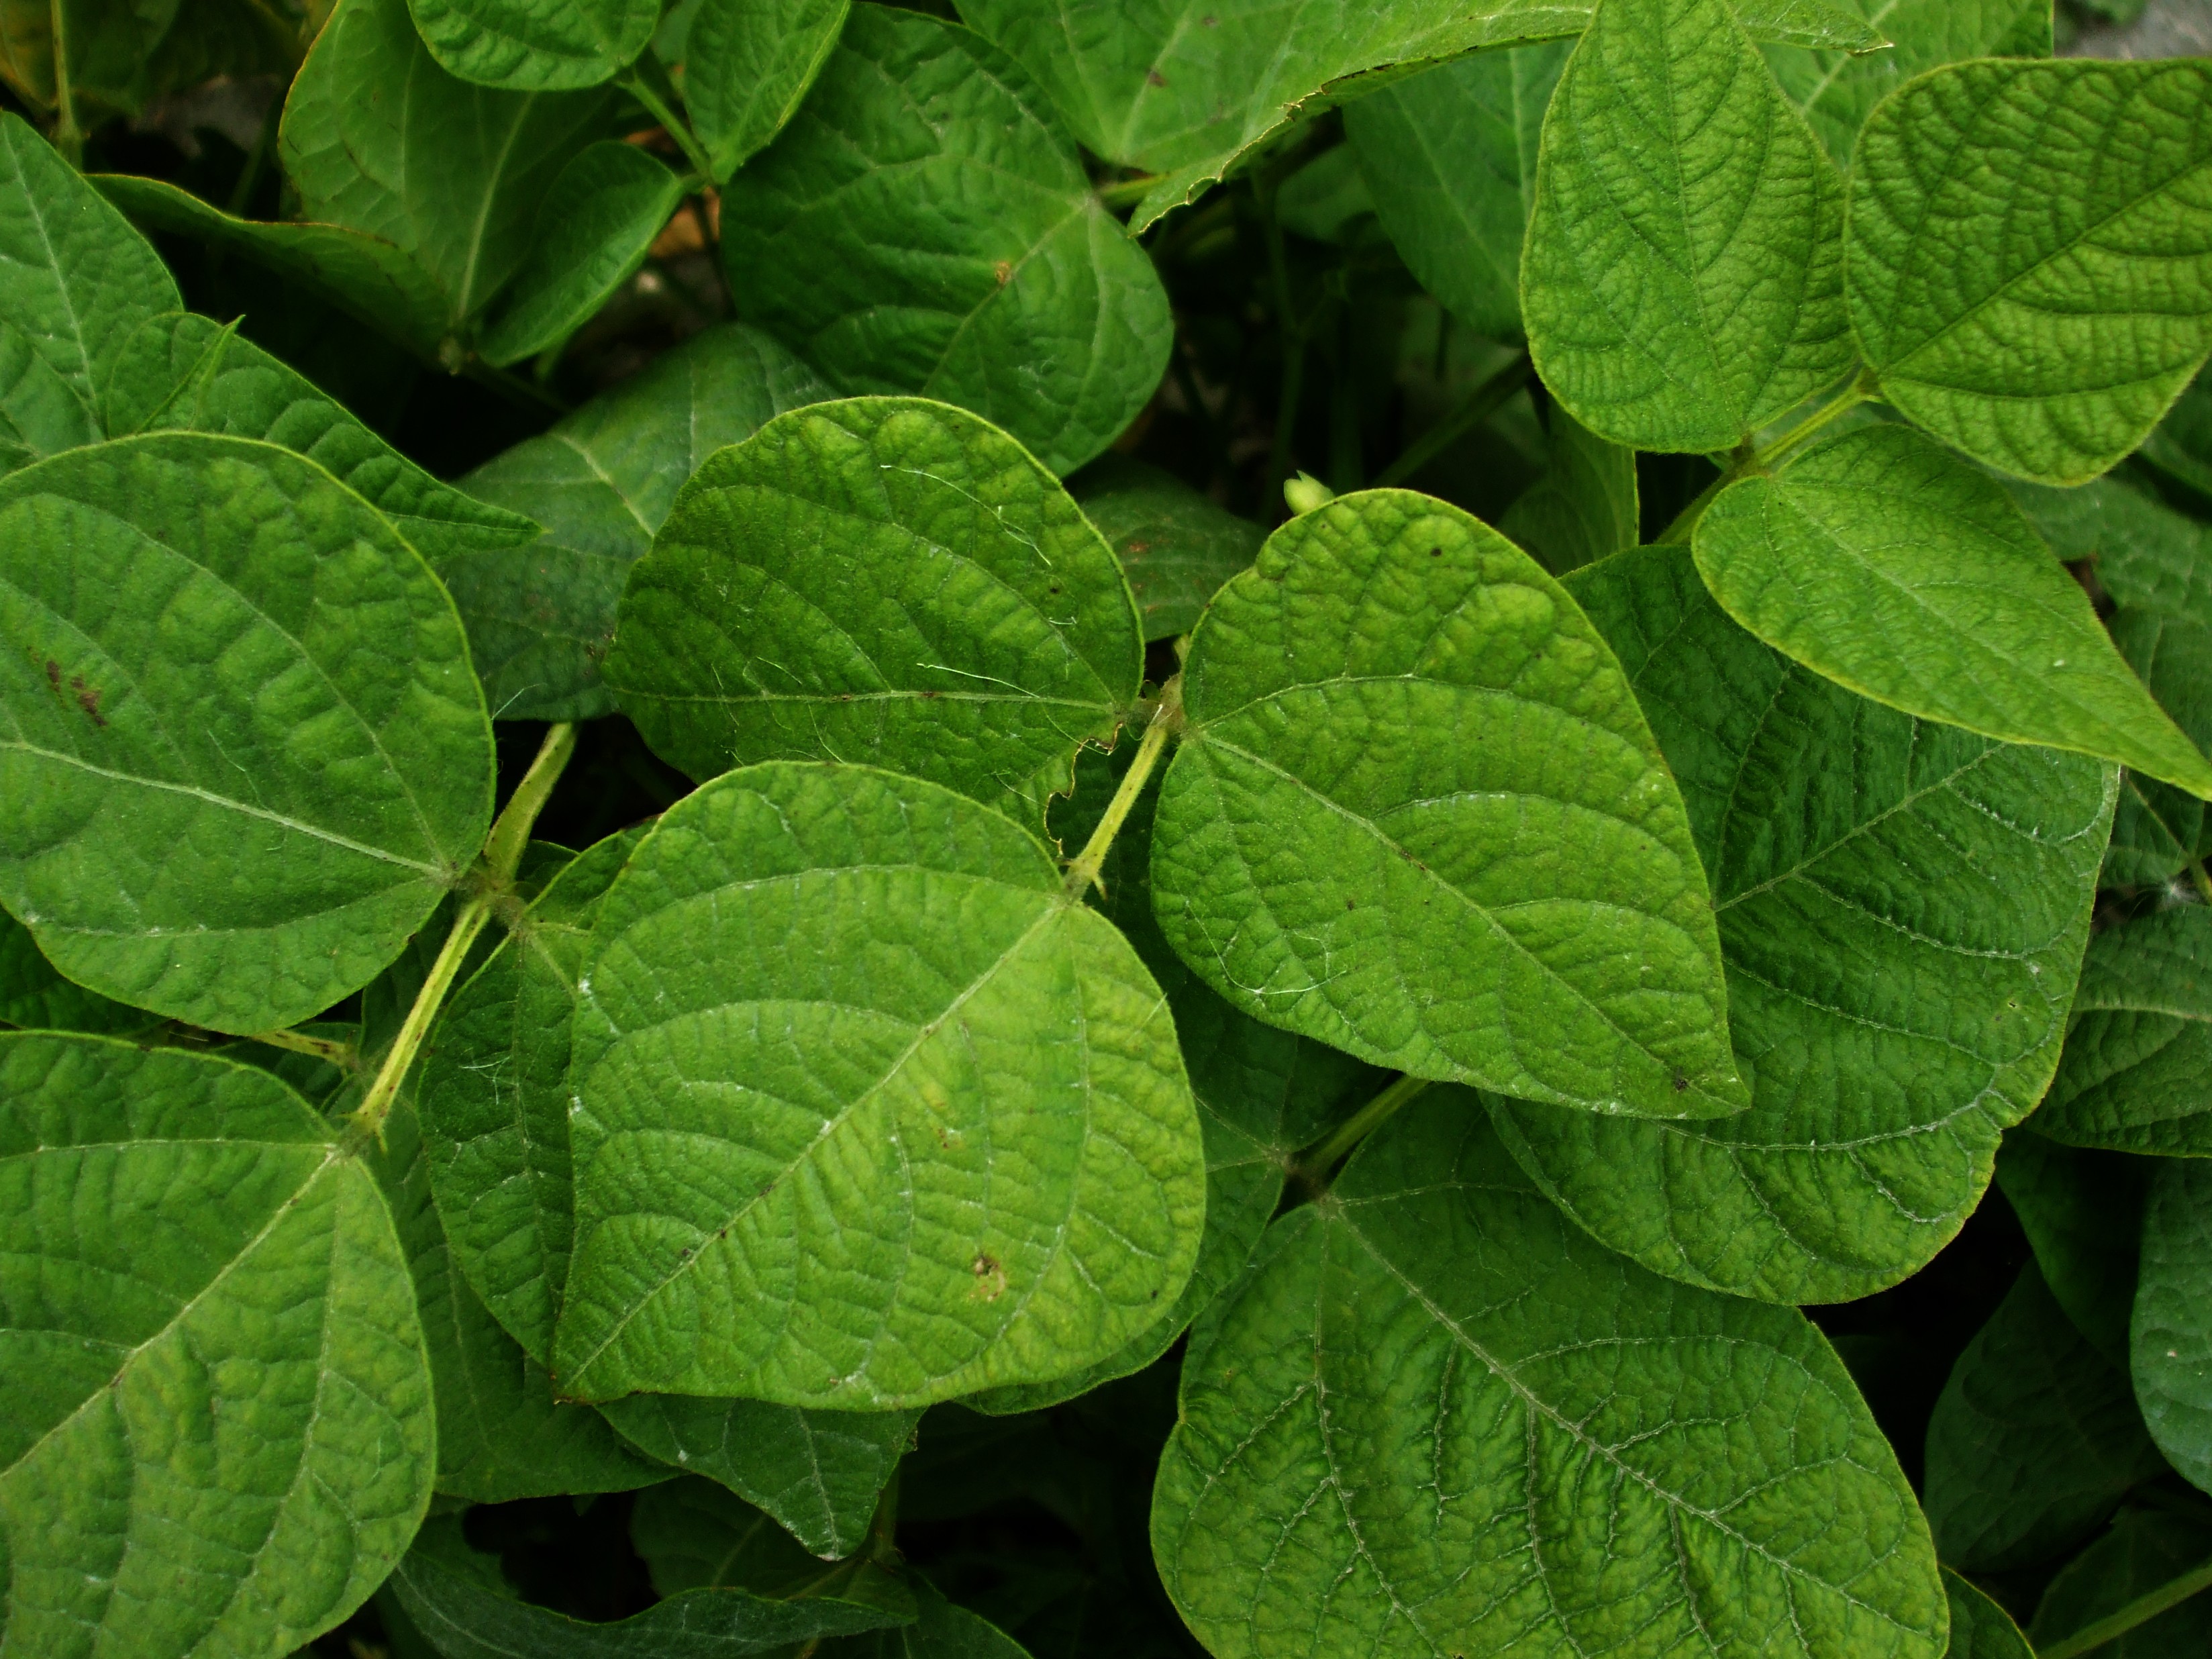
[970,1253,1007,1301]
[993,259,1013,285]
[1146,68,1168,86]
[70,675,105,727]
[1672,1076,1689,1093]
[44,660,61,691]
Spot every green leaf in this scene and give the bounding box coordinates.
[1150,489,1745,1118]
[389,1534,912,1658]
[1273,144,1376,244]
[0,432,493,1033]
[1489,544,2113,1303]
[2030,1507,2212,1659]
[1693,423,2212,797]
[99,310,541,568]
[0,1034,435,1658]
[1521,0,1854,453]
[1762,0,2050,166]
[678,0,851,182]
[478,142,685,367]
[1995,1132,2148,1368]
[282,0,613,340]
[0,909,156,1034]
[1846,56,2212,484]
[0,0,299,120]
[405,0,656,89]
[809,1580,1034,1659]
[968,742,1383,1414]
[452,321,828,723]
[2132,1158,2212,1498]
[2036,905,2212,1156]
[717,6,1172,475]
[603,397,1143,829]
[1342,42,1570,340]
[1152,1095,1944,1659]
[0,113,179,424]
[0,317,97,474]
[1497,405,1638,574]
[552,760,1207,1406]
[602,1399,914,1558]
[1942,1569,2032,1659]
[93,173,460,363]
[2143,364,2212,499]
[1923,1262,2168,1573]
[2011,476,2212,622]
[632,1478,909,1611]
[421,826,645,1366]
[370,1093,665,1504]
[1065,456,1264,642]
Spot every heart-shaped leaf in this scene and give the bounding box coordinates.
[1150,489,1746,1118]
[552,760,1207,1406]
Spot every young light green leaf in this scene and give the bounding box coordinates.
[1153,1095,1944,1659]
[1498,404,1638,574]
[1846,57,2212,484]
[1151,489,1746,1118]
[0,909,156,1034]
[421,826,646,1365]
[968,743,1383,1415]
[1521,0,1854,452]
[632,1478,909,1610]
[1995,1132,2148,1368]
[406,0,657,90]
[1943,1570,2033,1659]
[1066,456,1264,642]
[2134,1158,2212,1499]
[100,310,540,567]
[1924,1263,2169,1573]
[0,432,493,1034]
[1489,544,2113,1303]
[1342,42,1570,340]
[478,142,685,368]
[602,1399,914,1558]
[718,7,1172,476]
[2030,1507,2212,1659]
[0,1034,435,1659]
[452,322,828,722]
[388,1535,911,1658]
[1763,0,2050,166]
[552,761,1207,1407]
[1694,423,2212,797]
[370,1095,664,1503]
[282,0,613,339]
[93,173,458,362]
[603,397,1143,829]
[2036,905,2212,1157]
[0,113,179,421]
[2143,363,2212,499]
[678,0,851,181]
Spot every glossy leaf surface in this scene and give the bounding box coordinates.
[604,397,1142,829]
[2133,1158,2212,1499]
[453,322,828,722]
[1521,0,1853,452]
[2038,905,2212,1156]
[1695,423,2212,797]
[554,762,1206,1406]
[1846,57,2212,483]
[405,0,657,90]
[1491,545,2111,1303]
[0,433,493,1033]
[1152,1097,1944,1659]
[1923,1264,2168,1573]
[0,1035,434,1658]
[1151,489,1744,1117]
[719,6,1172,475]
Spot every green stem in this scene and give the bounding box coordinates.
[1653,466,1736,547]
[1095,172,1162,209]
[352,723,575,1136]
[2038,1553,2212,1659]
[1289,1073,1432,1193]
[1373,353,1533,489]
[1064,681,1182,898]
[48,0,81,166]
[247,1027,358,1070]
[619,70,715,185]
[1656,370,1878,545]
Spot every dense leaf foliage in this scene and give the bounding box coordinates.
[3,3,2211,1656]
